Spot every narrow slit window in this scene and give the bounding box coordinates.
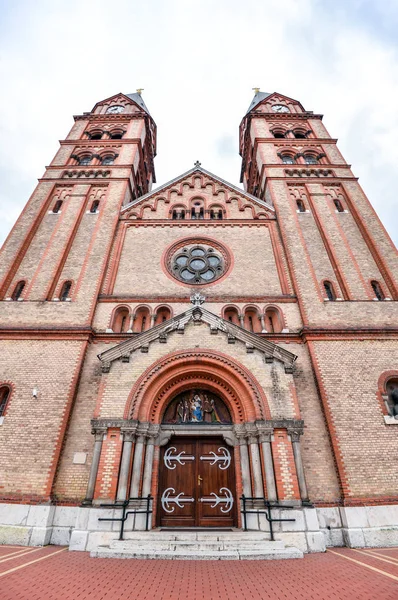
[296,199,305,213]
[60,281,72,301]
[53,200,63,213]
[324,281,335,301]
[0,387,10,417]
[334,199,344,212]
[90,200,100,213]
[371,280,385,301]
[12,281,25,301]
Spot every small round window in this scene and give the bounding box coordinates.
[172,245,224,284]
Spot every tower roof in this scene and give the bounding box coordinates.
[125,92,151,115]
[246,91,272,114]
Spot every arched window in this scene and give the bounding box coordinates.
[224,307,240,326]
[244,308,262,333]
[172,210,177,220]
[154,306,172,325]
[293,130,307,139]
[334,199,344,212]
[265,308,283,333]
[60,281,72,301]
[133,306,151,333]
[371,280,385,301]
[386,378,398,417]
[112,307,130,333]
[304,155,318,165]
[89,132,103,140]
[109,131,124,139]
[210,207,223,220]
[296,199,306,213]
[52,200,63,213]
[78,156,92,166]
[281,155,295,164]
[12,281,25,301]
[101,156,115,166]
[273,131,285,139]
[324,281,336,301]
[0,386,10,417]
[90,200,100,213]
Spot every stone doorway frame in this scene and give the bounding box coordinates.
[156,427,239,528]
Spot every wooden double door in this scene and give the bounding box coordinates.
[158,437,237,527]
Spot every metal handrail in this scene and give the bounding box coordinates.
[240,495,296,541]
[98,495,153,540]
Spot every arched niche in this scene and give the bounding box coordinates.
[162,389,232,425]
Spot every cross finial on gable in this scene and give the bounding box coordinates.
[252,87,260,94]
[136,88,144,95]
[194,160,201,168]
[190,292,205,306]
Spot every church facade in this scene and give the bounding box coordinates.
[0,90,397,555]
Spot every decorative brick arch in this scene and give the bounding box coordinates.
[124,349,271,423]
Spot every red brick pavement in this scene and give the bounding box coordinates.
[0,546,397,600]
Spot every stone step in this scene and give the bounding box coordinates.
[91,546,303,561]
[120,530,272,542]
[110,539,285,551]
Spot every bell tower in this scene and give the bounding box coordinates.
[239,90,398,328]
[0,92,156,320]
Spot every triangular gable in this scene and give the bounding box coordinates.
[91,92,151,116]
[97,305,297,372]
[246,91,306,115]
[121,164,275,216]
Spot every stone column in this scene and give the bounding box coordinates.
[235,425,252,497]
[239,314,245,328]
[141,424,160,497]
[260,315,267,333]
[246,424,264,498]
[137,425,159,530]
[116,427,137,501]
[129,423,149,498]
[258,426,277,502]
[289,429,309,503]
[83,428,106,504]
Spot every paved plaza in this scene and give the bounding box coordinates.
[0,545,397,599]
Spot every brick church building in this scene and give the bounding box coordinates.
[0,90,397,558]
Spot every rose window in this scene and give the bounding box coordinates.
[172,245,224,284]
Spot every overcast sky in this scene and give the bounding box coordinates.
[0,0,397,246]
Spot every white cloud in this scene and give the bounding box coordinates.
[0,0,397,246]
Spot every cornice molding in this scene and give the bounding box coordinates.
[97,295,297,303]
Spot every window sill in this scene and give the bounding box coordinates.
[384,415,398,425]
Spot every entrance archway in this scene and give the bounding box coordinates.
[157,390,237,527]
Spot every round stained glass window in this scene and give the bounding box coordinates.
[171,245,225,285]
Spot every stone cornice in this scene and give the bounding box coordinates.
[97,295,297,303]
[301,327,398,340]
[97,305,297,370]
[73,114,146,122]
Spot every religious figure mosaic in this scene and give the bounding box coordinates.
[162,390,232,424]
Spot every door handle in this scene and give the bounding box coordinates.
[198,475,203,486]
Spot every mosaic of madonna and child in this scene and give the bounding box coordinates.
[162,390,232,424]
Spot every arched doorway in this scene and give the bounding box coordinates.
[157,390,237,527]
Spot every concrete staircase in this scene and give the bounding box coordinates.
[90,530,303,560]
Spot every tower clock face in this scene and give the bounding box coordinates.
[107,105,125,114]
[272,104,289,113]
